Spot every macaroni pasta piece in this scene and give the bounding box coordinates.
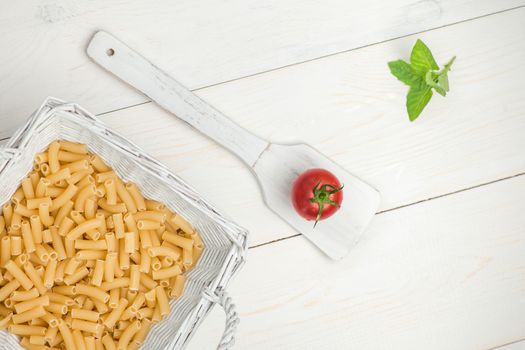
[48,141,61,174]
[125,183,146,212]
[10,288,39,302]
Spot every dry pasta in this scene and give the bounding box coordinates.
[71,309,99,322]
[0,141,203,350]
[125,183,147,212]
[10,288,39,302]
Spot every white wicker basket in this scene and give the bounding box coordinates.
[0,97,248,350]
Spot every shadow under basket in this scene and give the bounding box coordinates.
[0,97,248,350]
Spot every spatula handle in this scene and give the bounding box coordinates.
[87,31,269,167]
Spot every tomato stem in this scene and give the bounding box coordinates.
[310,182,344,227]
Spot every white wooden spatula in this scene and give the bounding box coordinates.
[87,31,380,260]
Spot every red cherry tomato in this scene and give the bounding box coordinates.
[291,168,343,225]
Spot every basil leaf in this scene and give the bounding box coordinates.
[407,84,433,121]
[410,39,439,76]
[388,60,423,86]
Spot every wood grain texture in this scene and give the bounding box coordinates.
[72,8,525,247]
[186,175,525,350]
[0,1,524,138]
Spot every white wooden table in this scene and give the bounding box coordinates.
[1,1,525,349]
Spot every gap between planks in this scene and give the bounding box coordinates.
[249,171,525,250]
[491,338,525,350]
[107,3,525,104]
[184,3,525,94]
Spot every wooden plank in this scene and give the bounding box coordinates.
[185,174,525,350]
[0,1,524,138]
[68,8,525,247]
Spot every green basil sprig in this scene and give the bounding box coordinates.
[388,39,456,121]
